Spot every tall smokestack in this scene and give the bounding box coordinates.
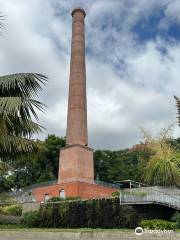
[66,8,88,146]
[58,8,94,184]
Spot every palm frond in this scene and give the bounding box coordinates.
[0,114,43,137]
[0,134,39,159]
[0,13,5,33]
[142,126,180,186]
[0,73,47,159]
[174,96,180,126]
[0,73,47,98]
[0,96,45,120]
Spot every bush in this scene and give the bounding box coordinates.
[47,196,81,202]
[21,211,41,228]
[65,196,81,201]
[111,191,120,197]
[0,193,17,204]
[39,198,139,228]
[140,219,176,230]
[0,204,22,216]
[171,212,180,228]
[47,197,63,202]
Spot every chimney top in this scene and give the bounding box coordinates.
[71,8,86,18]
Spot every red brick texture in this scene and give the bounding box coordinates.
[32,182,117,202]
[58,144,94,184]
[66,8,88,146]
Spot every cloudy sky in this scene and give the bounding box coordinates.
[1,0,180,150]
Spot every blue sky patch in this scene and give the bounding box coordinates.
[133,8,180,42]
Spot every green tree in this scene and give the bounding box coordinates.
[35,134,66,182]
[0,135,66,191]
[94,147,151,183]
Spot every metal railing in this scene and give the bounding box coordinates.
[119,189,180,210]
[20,180,58,191]
[95,180,121,189]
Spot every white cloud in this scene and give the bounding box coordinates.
[0,0,180,149]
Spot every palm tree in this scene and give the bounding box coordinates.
[0,73,47,159]
[142,127,180,187]
[0,15,47,159]
[174,96,180,126]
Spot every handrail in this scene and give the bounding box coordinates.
[120,189,180,210]
[141,187,180,201]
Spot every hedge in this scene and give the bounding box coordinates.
[26,198,139,228]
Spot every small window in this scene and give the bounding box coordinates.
[59,189,65,199]
[44,193,50,202]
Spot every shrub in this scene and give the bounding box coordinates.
[65,196,81,201]
[21,211,41,228]
[0,193,17,204]
[47,196,81,202]
[171,212,180,228]
[47,197,63,202]
[140,219,176,230]
[0,204,22,216]
[111,191,120,197]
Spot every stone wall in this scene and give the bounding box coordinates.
[0,215,21,224]
[22,202,40,214]
[0,230,179,240]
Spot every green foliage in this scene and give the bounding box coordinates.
[172,212,180,228]
[140,219,176,230]
[111,191,120,197]
[94,147,151,183]
[39,198,139,228]
[1,131,180,191]
[0,135,66,191]
[47,196,81,202]
[37,134,66,181]
[21,211,41,228]
[0,193,17,204]
[47,197,63,202]
[0,204,22,216]
[0,73,47,159]
[142,127,180,187]
[65,196,81,201]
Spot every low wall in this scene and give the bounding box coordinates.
[22,202,40,214]
[0,215,21,224]
[0,230,179,240]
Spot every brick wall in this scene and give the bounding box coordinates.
[32,182,117,202]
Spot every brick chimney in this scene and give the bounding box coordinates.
[58,8,94,184]
[66,8,88,146]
